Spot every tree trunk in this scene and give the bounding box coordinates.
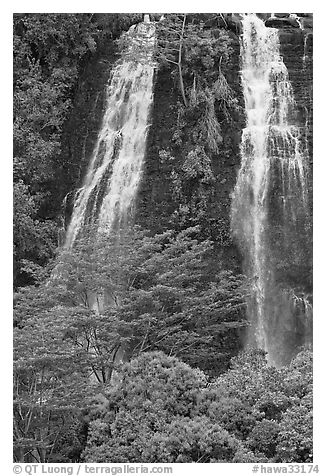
[178,14,188,107]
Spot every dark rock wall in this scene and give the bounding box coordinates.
[135,31,245,272]
[279,26,313,167]
[276,23,313,294]
[134,67,179,233]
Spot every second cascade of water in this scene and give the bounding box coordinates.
[64,20,156,249]
[231,14,312,366]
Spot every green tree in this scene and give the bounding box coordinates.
[83,352,245,463]
[51,226,247,375]
[275,394,313,463]
[13,181,57,286]
[275,351,313,463]
[13,224,247,461]
[156,14,234,108]
[154,16,241,240]
[194,349,313,462]
[13,306,93,462]
[156,14,188,106]
[13,299,133,462]
[13,14,101,287]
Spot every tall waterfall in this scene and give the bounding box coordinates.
[231,14,312,366]
[65,20,156,249]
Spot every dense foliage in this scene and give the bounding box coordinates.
[14,226,247,371]
[13,13,313,465]
[84,350,312,463]
[14,14,95,286]
[13,226,312,463]
[13,13,143,287]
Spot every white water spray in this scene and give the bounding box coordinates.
[65,20,156,249]
[231,14,311,365]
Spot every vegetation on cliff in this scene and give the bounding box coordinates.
[13,13,142,287]
[137,14,243,245]
[13,13,313,464]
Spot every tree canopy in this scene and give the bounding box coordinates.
[83,349,313,463]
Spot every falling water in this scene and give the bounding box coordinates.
[303,32,312,67]
[231,14,312,366]
[64,20,156,249]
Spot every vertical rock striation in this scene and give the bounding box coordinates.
[231,14,312,366]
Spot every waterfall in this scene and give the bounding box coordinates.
[64,20,156,249]
[303,32,312,67]
[231,14,312,366]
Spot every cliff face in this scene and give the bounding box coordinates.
[60,13,313,302]
[135,29,245,272]
[279,24,313,167]
[57,39,115,228]
[49,14,313,371]
[135,17,313,284]
[274,21,313,294]
[58,15,144,228]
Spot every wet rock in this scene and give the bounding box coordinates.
[225,13,243,34]
[296,13,313,17]
[265,17,300,28]
[257,13,271,21]
[274,13,290,18]
[302,17,313,29]
[278,27,313,168]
